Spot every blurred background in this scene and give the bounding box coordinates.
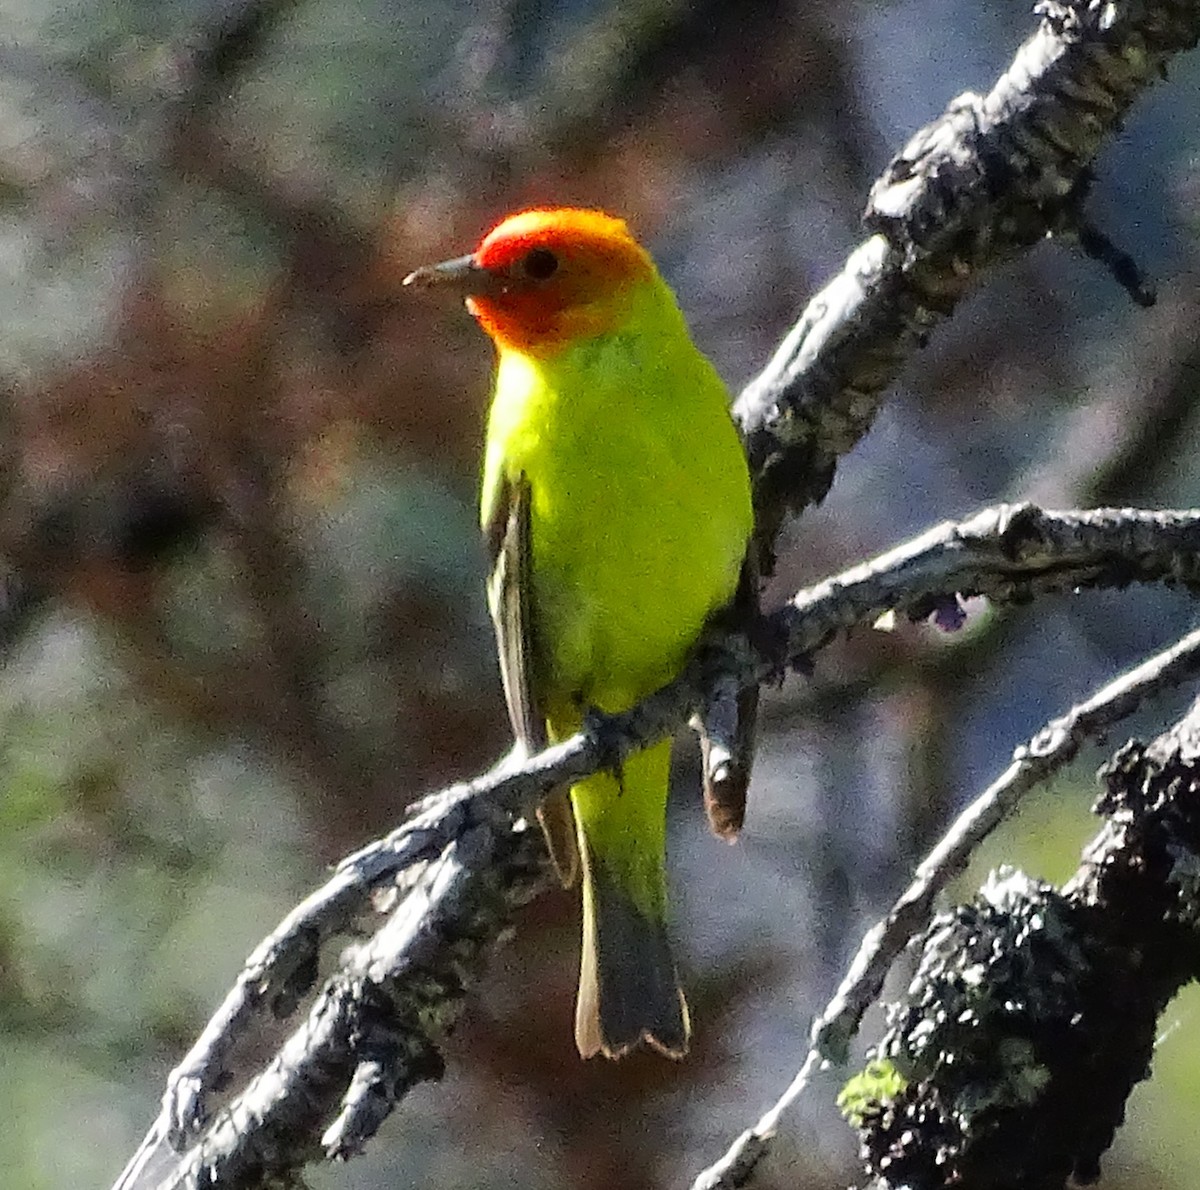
[0,1,1197,1187]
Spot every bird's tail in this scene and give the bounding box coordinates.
[570,738,690,1059]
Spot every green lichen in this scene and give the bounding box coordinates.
[838,1058,909,1128]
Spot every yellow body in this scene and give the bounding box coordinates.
[480,271,752,1055]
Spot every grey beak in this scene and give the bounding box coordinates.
[402,253,491,291]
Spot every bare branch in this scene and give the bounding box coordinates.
[169,0,302,113]
[113,504,1200,1188]
[735,0,1200,562]
[125,820,549,1190]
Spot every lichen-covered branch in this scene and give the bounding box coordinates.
[692,623,1200,1190]
[145,820,548,1190]
[112,504,1200,1189]
[736,0,1200,561]
[848,695,1200,1188]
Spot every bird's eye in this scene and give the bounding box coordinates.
[521,247,559,280]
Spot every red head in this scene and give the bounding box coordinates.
[404,208,658,354]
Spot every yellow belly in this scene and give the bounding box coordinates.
[531,423,747,720]
[481,305,753,729]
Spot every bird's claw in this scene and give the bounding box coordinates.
[582,706,627,792]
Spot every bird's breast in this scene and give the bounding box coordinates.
[488,337,751,721]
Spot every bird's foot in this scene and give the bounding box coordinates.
[582,706,627,793]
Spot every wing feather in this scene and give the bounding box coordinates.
[485,473,542,750]
[484,473,579,885]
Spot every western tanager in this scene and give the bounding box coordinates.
[405,208,752,1059]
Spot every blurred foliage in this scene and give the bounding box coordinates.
[0,0,1196,1187]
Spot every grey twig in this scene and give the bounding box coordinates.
[690,623,1200,1189]
[112,503,1200,1189]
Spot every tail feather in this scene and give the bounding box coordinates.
[574,842,690,1060]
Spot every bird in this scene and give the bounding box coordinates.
[405,208,753,1059]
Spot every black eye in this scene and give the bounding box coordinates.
[521,247,559,280]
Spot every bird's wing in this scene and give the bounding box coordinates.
[484,471,543,751]
[484,472,579,886]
